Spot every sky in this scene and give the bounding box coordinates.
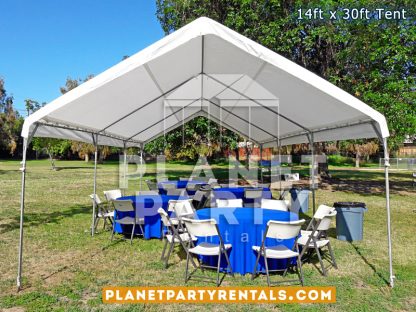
[0,0,165,115]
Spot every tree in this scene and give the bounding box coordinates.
[144,116,240,161]
[0,78,23,156]
[156,0,416,153]
[60,76,98,162]
[32,138,71,169]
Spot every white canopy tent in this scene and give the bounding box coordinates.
[18,17,394,288]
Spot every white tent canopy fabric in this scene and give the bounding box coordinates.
[21,17,389,147]
[17,17,394,289]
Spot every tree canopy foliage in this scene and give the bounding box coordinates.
[156,0,416,151]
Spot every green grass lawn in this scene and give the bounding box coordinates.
[0,159,415,311]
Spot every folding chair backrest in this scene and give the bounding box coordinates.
[136,190,159,196]
[182,218,218,237]
[193,190,206,202]
[256,183,270,188]
[314,205,335,219]
[158,208,171,227]
[112,200,134,212]
[261,199,288,211]
[162,183,176,190]
[145,180,157,191]
[316,211,337,231]
[266,219,305,239]
[89,194,103,205]
[173,199,194,217]
[186,183,201,191]
[207,178,218,185]
[167,189,186,196]
[244,188,263,199]
[103,189,122,201]
[216,198,243,208]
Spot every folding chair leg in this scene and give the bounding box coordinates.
[283,258,290,277]
[327,242,338,269]
[252,252,261,279]
[314,244,326,276]
[161,239,168,260]
[223,250,233,276]
[264,255,271,287]
[184,251,190,283]
[216,253,221,286]
[130,224,136,245]
[297,253,304,286]
[110,222,115,241]
[164,241,175,268]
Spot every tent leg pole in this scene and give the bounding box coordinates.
[91,139,98,236]
[309,134,316,215]
[17,138,28,291]
[383,138,394,287]
[259,144,263,183]
[140,144,143,193]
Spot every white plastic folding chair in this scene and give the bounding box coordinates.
[216,198,243,208]
[261,199,289,212]
[192,190,208,210]
[207,178,218,185]
[89,194,114,231]
[158,208,197,268]
[252,219,305,286]
[298,210,338,276]
[110,199,144,244]
[244,188,264,207]
[305,204,335,230]
[172,199,195,226]
[179,177,191,181]
[182,217,233,286]
[103,189,122,211]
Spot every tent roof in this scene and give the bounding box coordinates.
[22,17,389,148]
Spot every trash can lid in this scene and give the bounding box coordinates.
[333,202,366,208]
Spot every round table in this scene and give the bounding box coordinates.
[212,187,272,205]
[158,180,207,195]
[196,207,299,275]
[115,195,184,239]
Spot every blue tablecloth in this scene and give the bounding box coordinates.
[114,195,184,239]
[212,187,272,205]
[158,180,206,195]
[196,207,299,275]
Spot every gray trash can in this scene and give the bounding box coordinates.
[334,202,367,241]
[290,188,310,214]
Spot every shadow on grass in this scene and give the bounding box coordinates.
[53,166,97,171]
[350,242,390,286]
[0,204,90,235]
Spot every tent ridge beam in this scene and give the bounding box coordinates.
[98,74,198,133]
[205,73,311,133]
[204,98,278,141]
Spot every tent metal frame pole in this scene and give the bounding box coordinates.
[308,133,316,215]
[17,123,38,290]
[383,137,395,287]
[123,143,127,196]
[91,134,98,236]
[260,144,263,183]
[139,143,144,193]
[17,138,28,290]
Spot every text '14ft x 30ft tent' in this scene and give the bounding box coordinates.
[18,17,394,288]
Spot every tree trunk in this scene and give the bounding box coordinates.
[85,154,89,162]
[355,152,360,168]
